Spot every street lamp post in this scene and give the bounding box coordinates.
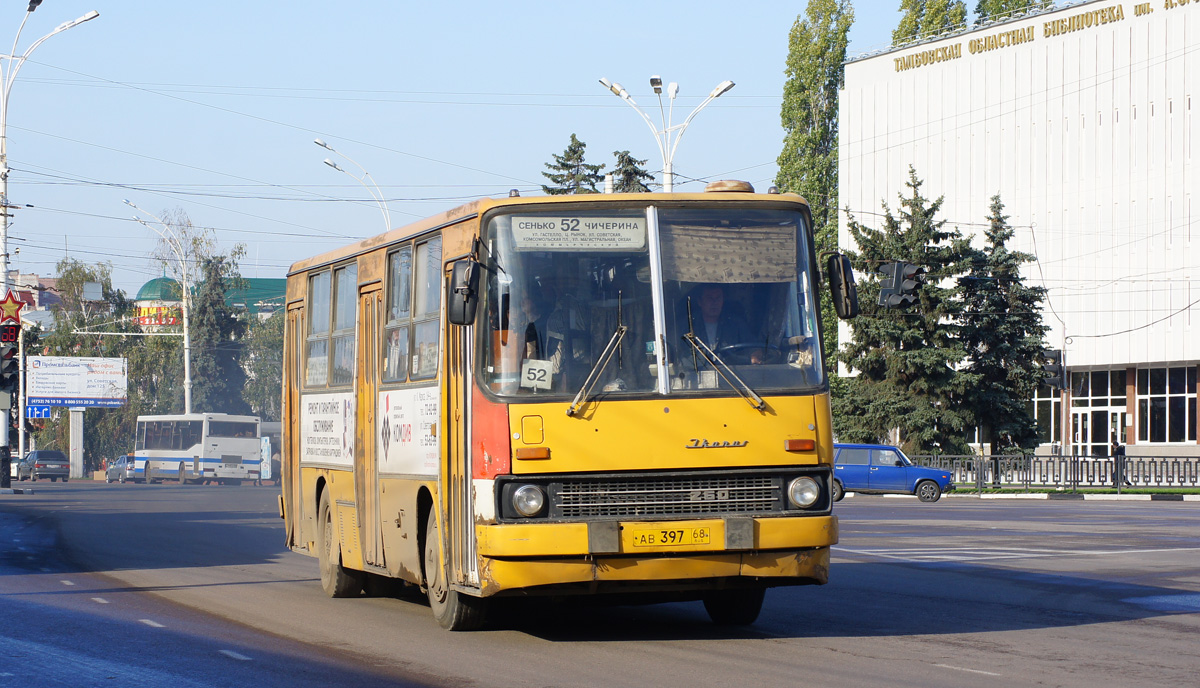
[597,75,734,192]
[0,3,99,460]
[125,201,193,415]
[314,138,392,233]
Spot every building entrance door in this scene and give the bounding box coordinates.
[1073,408,1127,456]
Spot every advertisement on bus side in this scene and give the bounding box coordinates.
[377,387,439,476]
[299,391,355,468]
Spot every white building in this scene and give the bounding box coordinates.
[838,0,1198,456]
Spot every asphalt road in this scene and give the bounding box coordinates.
[3,481,1199,687]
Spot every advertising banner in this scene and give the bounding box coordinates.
[26,356,128,407]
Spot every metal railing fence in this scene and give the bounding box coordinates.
[908,454,1200,492]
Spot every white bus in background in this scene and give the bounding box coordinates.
[134,413,262,484]
[260,421,281,483]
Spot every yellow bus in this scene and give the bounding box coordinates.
[280,180,859,630]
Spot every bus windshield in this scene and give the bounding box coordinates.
[479,206,823,399]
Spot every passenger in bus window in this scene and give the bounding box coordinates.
[521,290,564,363]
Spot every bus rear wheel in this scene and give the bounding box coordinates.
[703,587,766,626]
[423,511,486,631]
[317,490,363,598]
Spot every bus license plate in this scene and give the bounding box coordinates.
[630,526,711,548]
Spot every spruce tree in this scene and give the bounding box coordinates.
[541,134,604,195]
[834,168,975,454]
[611,150,653,193]
[190,256,251,415]
[959,195,1048,454]
[776,0,853,375]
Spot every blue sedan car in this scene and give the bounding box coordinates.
[832,444,954,503]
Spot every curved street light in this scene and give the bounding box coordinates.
[0,3,99,465]
[124,200,193,415]
[314,138,392,233]
[1,5,99,295]
[597,75,734,192]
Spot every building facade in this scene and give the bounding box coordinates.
[839,0,1198,456]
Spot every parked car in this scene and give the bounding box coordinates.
[17,450,70,482]
[832,444,953,503]
[105,455,136,484]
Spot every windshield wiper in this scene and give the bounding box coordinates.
[567,291,627,417]
[681,332,766,411]
[566,325,627,416]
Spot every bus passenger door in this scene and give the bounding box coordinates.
[446,274,478,588]
[357,285,385,569]
[284,305,304,548]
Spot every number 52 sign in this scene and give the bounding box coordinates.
[520,359,552,390]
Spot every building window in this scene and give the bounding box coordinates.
[1033,383,1061,445]
[1137,366,1197,444]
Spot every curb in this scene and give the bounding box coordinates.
[0,487,35,495]
[942,492,1200,501]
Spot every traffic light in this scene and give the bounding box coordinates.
[0,344,17,394]
[1041,348,1065,390]
[877,261,923,308]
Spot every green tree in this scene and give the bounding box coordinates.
[959,194,1047,454]
[541,134,604,195]
[834,168,975,454]
[776,0,854,375]
[974,0,1045,24]
[190,256,251,415]
[611,150,654,193]
[242,309,284,421]
[894,0,966,43]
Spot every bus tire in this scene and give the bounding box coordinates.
[423,511,486,631]
[178,462,189,485]
[703,587,765,626]
[317,490,363,598]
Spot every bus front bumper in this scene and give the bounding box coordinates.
[473,514,837,594]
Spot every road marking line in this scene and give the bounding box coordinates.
[220,650,252,661]
[139,619,164,628]
[935,663,1001,676]
[835,545,1200,563]
[60,580,75,586]
[91,597,109,604]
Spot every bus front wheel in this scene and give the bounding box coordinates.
[317,490,363,598]
[423,511,487,631]
[703,587,765,626]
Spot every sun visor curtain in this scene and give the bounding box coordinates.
[659,223,797,283]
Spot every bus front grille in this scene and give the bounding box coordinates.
[552,475,780,518]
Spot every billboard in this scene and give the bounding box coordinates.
[27,356,128,407]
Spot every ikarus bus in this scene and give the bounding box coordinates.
[280,180,860,630]
[134,413,262,484]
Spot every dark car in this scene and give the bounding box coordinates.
[105,455,136,484]
[832,444,953,503]
[17,450,70,482]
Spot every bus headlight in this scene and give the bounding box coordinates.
[512,485,546,517]
[787,476,820,508]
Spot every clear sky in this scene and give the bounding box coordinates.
[5,1,901,297]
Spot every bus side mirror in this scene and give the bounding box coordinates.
[448,259,480,326]
[825,253,859,320]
